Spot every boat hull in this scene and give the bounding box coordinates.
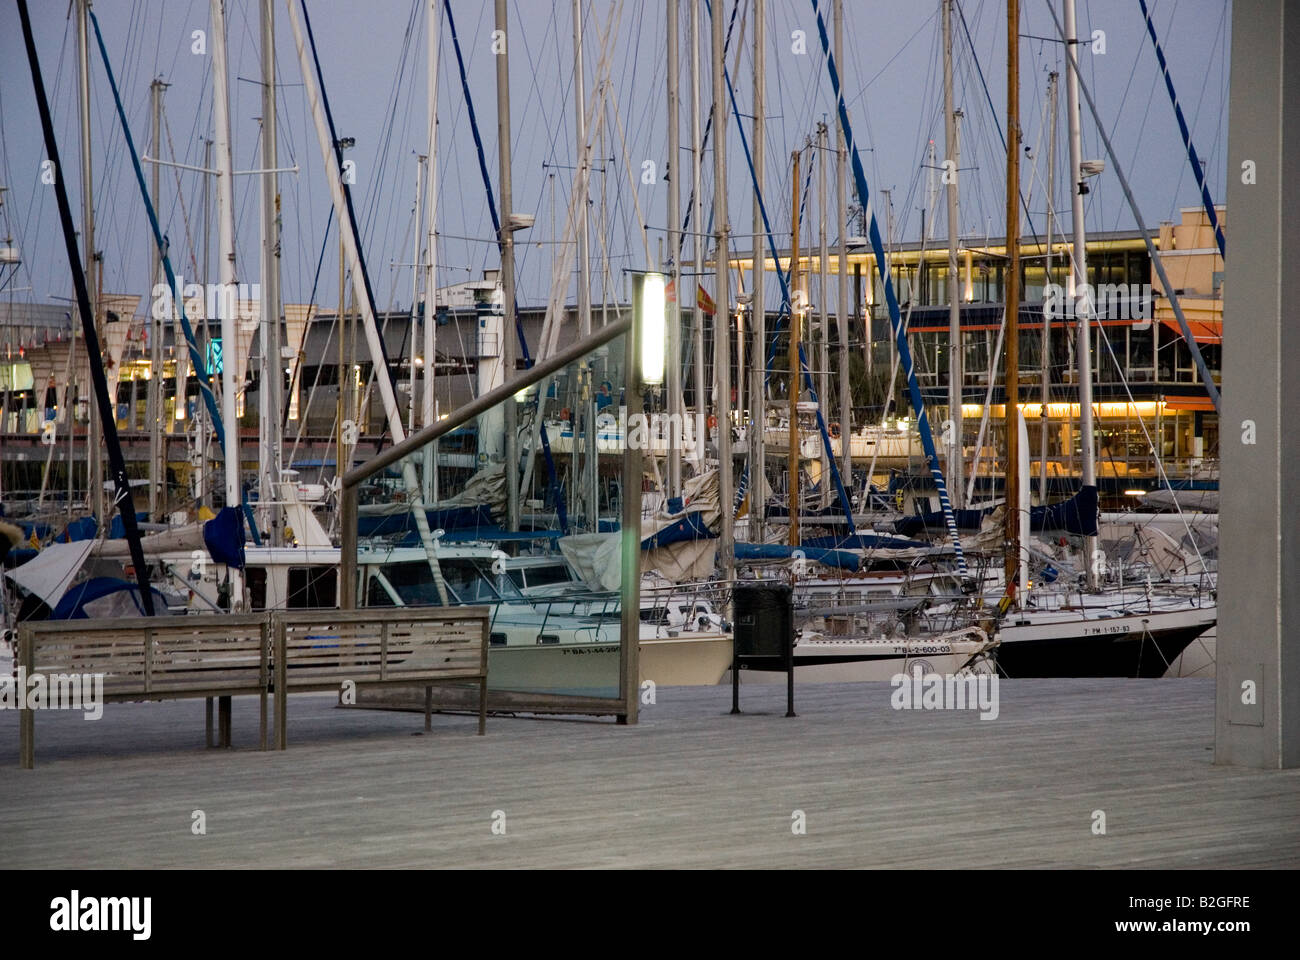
[994,607,1216,678]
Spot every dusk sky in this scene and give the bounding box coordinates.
[0,0,1231,317]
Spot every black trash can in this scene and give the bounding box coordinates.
[731,582,796,717]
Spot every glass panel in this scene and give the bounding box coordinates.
[351,327,649,703]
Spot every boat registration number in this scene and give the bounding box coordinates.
[1083,623,1133,636]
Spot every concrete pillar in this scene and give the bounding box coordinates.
[1217,0,1300,768]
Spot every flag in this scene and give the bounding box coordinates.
[696,283,716,316]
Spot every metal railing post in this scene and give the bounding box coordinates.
[619,279,645,725]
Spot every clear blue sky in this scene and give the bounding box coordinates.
[0,0,1231,317]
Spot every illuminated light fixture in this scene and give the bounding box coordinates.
[175,398,186,421]
[1124,489,1146,497]
[639,271,666,386]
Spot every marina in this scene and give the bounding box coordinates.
[0,0,1296,897]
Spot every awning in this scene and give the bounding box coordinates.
[1164,395,1217,412]
[1161,318,1222,343]
[3,539,94,608]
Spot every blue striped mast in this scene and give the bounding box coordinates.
[809,0,968,574]
[1138,0,1226,261]
[87,8,262,545]
[704,0,857,535]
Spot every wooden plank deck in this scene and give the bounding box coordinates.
[1,679,1297,868]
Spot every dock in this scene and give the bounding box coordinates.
[2,679,1298,869]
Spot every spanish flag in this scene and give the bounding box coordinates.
[696,283,716,316]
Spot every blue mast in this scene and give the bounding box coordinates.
[88,9,261,546]
[809,0,968,574]
[1138,0,1226,261]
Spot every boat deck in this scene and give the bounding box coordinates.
[2,679,1297,868]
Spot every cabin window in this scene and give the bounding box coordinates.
[246,567,268,611]
[439,558,501,603]
[366,573,397,607]
[287,566,336,609]
[520,564,572,589]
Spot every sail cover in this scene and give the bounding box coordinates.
[3,539,94,609]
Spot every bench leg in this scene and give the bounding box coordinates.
[20,708,33,769]
[424,686,432,732]
[206,697,214,748]
[478,676,487,736]
[276,681,287,752]
[218,696,232,747]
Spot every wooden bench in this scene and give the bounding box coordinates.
[272,607,489,749]
[14,607,490,767]
[17,614,271,769]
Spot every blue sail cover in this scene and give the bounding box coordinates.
[893,485,1100,538]
[735,542,861,571]
[641,512,716,551]
[203,506,247,568]
[1032,484,1099,536]
[801,533,932,551]
[51,577,166,619]
[63,512,150,542]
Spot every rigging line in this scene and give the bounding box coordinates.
[1043,0,1218,415]
[161,104,202,284]
[285,205,337,465]
[707,0,856,535]
[680,0,741,246]
[298,0,395,377]
[953,0,1041,250]
[1138,0,1224,259]
[810,0,967,572]
[442,0,567,532]
[86,7,226,451]
[1090,320,1208,574]
[20,0,155,613]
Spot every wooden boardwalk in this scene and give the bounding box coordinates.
[2,679,1297,868]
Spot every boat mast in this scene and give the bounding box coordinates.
[423,0,438,503]
[407,154,424,439]
[834,0,850,505]
[148,78,165,521]
[572,0,597,529]
[817,123,830,508]
[1041,71,1059,503]
[210,0,241,514]
[711,0,734,580]
[1064,0,1098,589]
[76,0,103,524]
[200,136,212,508]
[258,0,284,544]
[689,1,705,469]
[943,0,964,508]
[495,0,520,532]
[750,0,766,538]
[1004,0,1021,596]
[667,0,683,498]
[788,150,801,547]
